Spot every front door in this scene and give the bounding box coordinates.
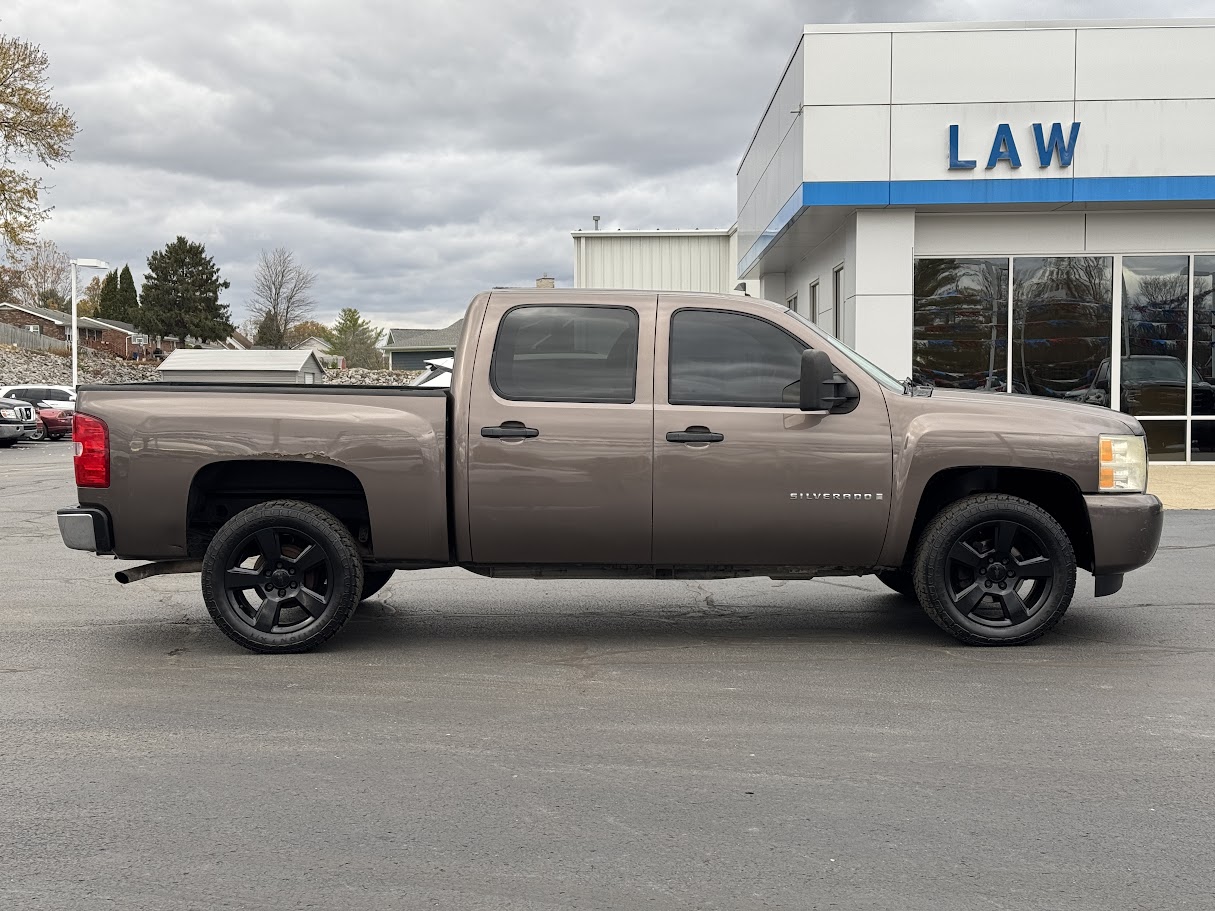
[467,293,656,564]
[652,296,893,568]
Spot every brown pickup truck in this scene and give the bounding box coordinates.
[57,289,1163,652]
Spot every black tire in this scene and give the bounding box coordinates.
[914,493,1076,646]
[201,499,364,653]
[875,569,917,599]
[28,424,46,442]
[49,434,64,441]
[0,439,15,448]
[361,569,395,601]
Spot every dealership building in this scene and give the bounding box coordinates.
[577,19,1215,463]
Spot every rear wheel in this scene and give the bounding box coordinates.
[49,433,64,441]
[914,494,1076,646]
[201,499,363,653]
[361,569,395,601]
[875,569,917,599]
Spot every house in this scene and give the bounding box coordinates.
[383,318,464,370]
[157,348,327,384]
[0,302,132,356]
[88,317,180,359]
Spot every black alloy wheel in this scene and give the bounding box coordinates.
[202,500,363,653]
[914,494,1076,645]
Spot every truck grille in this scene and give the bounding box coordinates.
[17,406,32,421]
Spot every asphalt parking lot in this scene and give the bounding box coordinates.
[2,441,1213,910]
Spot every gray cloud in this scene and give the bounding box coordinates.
[8,0,1215,330]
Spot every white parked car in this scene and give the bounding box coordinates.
[0,384,77,412]
[407,357,454,388]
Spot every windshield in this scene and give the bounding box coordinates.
[785,309,905,392]
[1120,357,1187,384]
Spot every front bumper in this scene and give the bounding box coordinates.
[1085,493,1164,578]
[0,423,36,441]
[57,507,114,554]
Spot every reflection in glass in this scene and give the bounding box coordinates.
[1141,421,1188,462]
[1192,258,1215,422]
[1120,256,1190,416]
[1012,257,1113,400]
[912,258,1009,390]
[1192,421,1215,461]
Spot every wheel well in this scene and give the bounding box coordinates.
[187,460,372,558]
[905,467,1093,571]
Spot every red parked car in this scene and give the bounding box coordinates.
[28,408,72,442]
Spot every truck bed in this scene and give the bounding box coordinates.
[74,383,451,562]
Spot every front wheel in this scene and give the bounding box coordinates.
[201,499,364,653]
[914,494,1076,646]
[28,424,46,442]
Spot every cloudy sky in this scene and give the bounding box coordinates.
[7,0,1215,331]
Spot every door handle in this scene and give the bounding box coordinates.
[666,426,724,444]
[481,421,540,439]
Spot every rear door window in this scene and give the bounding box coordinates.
[491,306,639,404]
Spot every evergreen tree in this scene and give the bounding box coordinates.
[95,269,121,319]
[136,236,233,343]
[326,308,384,369]
[117,264,139,322]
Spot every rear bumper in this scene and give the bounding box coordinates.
[57,507,114,554]
[1084,493,1164,577]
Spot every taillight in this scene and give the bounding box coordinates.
[73,413,110,488]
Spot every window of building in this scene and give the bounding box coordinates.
[832,265,844,338]
[491,305,638,404]
[669,309,806,407]
[809,282,819,324]
[1011,256,1113,401]
[786,292,798,315]
[24,324,40,334]
[913,258,1009,389]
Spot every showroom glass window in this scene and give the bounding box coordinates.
[1012,256,1113,400]
[491,306,638,403]
[1121,256,1190,461]
[1189,257,1215,462]
[669,309,806,407]
[913,258,1009,390]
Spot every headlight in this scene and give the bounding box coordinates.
[1099,434,1148,492]
[0,408,14,420]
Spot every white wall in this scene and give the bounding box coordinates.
[573,232,734,292]
[793,21,1215,186]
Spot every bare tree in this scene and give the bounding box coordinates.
[8,238,72,309]
[248,247,318,348]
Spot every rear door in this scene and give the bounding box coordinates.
[652,295,893,568]
[466,293,656,564]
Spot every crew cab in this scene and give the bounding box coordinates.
[56,290,1163,652]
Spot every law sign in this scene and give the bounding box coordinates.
[949,122,1081,170]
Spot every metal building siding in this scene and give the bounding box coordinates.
[161,369,309,384]
[574,233,732,292]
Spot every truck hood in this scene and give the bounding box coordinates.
[891,388,1144,436]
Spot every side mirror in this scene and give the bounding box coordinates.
[797,348,859,413]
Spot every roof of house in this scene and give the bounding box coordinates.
[157,349,327,374]
[89,317,138,333]
[292,336,331,350]
[0,300,112,330]
[386,318,464,350]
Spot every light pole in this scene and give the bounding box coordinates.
[70,258,109,389]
